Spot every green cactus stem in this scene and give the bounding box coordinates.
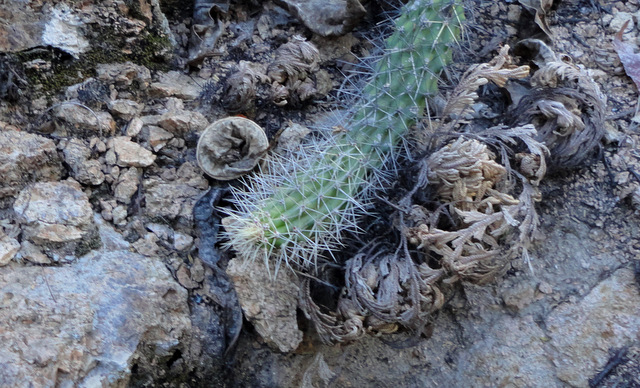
[225,0,465,271]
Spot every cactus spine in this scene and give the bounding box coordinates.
[225,0,464,270]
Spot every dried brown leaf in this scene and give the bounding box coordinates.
[613,20,640,91]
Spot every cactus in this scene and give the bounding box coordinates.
[224,0,465,271]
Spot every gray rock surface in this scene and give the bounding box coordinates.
[111,136,156,168]
[227,257,303,353]
[0,231,20,266]
[53,103,117,135]
[61,138,105,186]
[0,248,190,387]
[13,180,94,244]
[149,71,206,100]
[143,163,208,222]
[547,268,640,387]
[0,129,62,204]
[273,0,365,36]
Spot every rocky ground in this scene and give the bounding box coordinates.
[1,0,640,387]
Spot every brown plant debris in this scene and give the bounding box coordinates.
[509,39,606,170]
[301,40,608,345]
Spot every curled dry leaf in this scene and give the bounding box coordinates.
[613,20,640,91]
[518,0,554,38]
[196,117,269,180]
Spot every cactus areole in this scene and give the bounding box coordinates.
[225,0,465,271]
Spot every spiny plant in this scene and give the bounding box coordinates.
[224,0,465,272]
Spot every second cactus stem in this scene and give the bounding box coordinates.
[226,0,465,270]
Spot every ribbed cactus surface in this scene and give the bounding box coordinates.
[225,0,464,270]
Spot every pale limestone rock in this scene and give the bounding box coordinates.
[112,205,128,226]
[53,103,116,135]
[0,248,189,387]
[96,62,151,87]
[173,232,194,251]
[147,125,174,151]
[42,3,89,58]
[114,167,140,204]
[61,138,105,186]
[547,268,640,387]
[18,240,51,264]
[126,117,144,137]
[143,163,209,221]
[158,110,209,135]
[149,71,205,100]
[0,231,20,266]
[107,99,144,120]
[112,136,156,167]
[13,180,94,244]
[227,256,303,352]
[0,129,62,203]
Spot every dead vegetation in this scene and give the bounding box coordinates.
[300,41,606,344]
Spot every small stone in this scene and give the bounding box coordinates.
[18,240,51,264]
[114,168,140,204]
[158,110,208,135]
[147,125,174,151]
[173,232,193,251]
[13,180,94,244]
[53,104,116,135]
[501,282,535,311]
[538,281,553,294]
[0,231,20,266]
[96,62,151,87]
[61,138,105,186]
[107,99,143,120]
[112,205,128,226]
[227,255,303,352]
[146,222,172,240]
[0,129,62,203]
[126,117,144,137]
[273,0,365,36]
[112,136,156,167]
[132,232,161,257]
[176,265,199,289]
[149,71,205,100]
[609,12,634,33]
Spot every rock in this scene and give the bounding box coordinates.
[53,103,116,135]
[176,264,199,289]
[143,163,209,222]
[111,136,156,167]
[146,125,174,151]
[126,117,145,137]
[132,232,161,256]
[0,2,88,56]
[454,315,555,387]
[61,138,105,186]
[13,180,94,244]
[227,257,303,352]
[0,129,62,203]
[158,110,209,135]
[107,99,144,120]
[147,222,173,240]
[42,3,90,58]
[0,231,20,266]
[501,281,536,311]
[273,0,365,37]
[149,71,206,100]
[18,240,51,265]
[114,167,140,204]
[96,62,152,88]
[112,205,128,226]
[0,248,190,387]
[174,232,194,251]
[546,268,640,387]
